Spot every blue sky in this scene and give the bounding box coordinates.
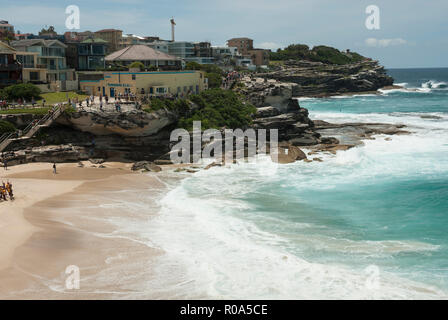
[2,0,447,68]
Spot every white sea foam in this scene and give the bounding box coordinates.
[148,174,447,299]
[143,104,448,299]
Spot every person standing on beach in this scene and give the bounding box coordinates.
[53,163,57,174]
[6,181,13,200]
[3,158,7,170]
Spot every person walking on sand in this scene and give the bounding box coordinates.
[53,163,57,174]
[3,158,7,170]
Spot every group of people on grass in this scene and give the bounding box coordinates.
[0,181,13,201]
[0,98,46,110]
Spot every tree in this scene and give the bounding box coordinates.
[3,83,41,101]
[128,61,145,71]
[269,43,366,65]
[178,88,256,130]
[0,120,16,134]
[185,61,201,70]
[205,72,222,89]
[39,25,57,36]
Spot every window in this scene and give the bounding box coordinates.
[30,72,39,81]
[132,74,136,80]
[98,87,101,92]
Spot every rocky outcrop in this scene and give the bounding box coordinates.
[277,145,307,164]
[57,109,178,137]
[131,161,162,172]
[236,77,320,146]
[258,60,394,97]
[0,113,44,129]
[235,78,301,113]
[2,144,90,166]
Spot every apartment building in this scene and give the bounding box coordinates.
[66,38,108,71]
[0,41,22,87]
[227,37,254,55]
[11,39,76,91]
[94,29,123,53]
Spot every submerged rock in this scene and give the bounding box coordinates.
[277,145,307,164]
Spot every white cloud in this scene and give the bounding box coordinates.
[257,42,281,50]
[365,38,408,48]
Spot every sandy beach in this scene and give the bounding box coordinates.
[0,161,169,299]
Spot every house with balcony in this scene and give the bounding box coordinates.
[0,41,22,88]
[15,51,48,84]
[66,38,108,71]
[11,39,77,91]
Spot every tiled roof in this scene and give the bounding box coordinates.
[81,38,108,44]
[11,39,67,48]
[106,45,180,61]
[0,41,17,53]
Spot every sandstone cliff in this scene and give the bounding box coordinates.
[258,59,393,97]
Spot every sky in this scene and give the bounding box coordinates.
[1,0,447,68]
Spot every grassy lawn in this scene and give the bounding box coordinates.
[36,91,89,105]
[0,107,51,115]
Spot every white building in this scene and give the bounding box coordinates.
[146,41,170,54]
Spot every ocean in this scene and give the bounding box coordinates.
[147,68,448,299]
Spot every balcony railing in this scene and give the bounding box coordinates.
[0,63,22,71]
[0,79,20,85]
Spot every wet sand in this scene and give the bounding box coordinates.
[0,162,169,299]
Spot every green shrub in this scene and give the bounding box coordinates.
[185,61,202,70]
[205,72,222,89]
[270,44,367,65]
[144,98,190,117]
[178,88,256,131]
[3,83,41,101]
[0,120,16,134]
[129,61,145,71]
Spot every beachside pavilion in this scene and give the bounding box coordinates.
[79,70,208,97]
[105,44,182,70]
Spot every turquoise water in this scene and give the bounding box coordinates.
[151,68,448,299]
